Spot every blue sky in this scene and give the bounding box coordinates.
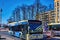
[0,0,54,24]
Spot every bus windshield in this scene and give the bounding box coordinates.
[9,24,28,31]
[48,24,60,31]
[29,25,43,34]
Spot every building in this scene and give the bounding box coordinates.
[0,8,2,27]
[36,0,60,24]
[41,12,49,23]
[48,10,55,23]
[54,0,60,23]
[36,10,55,24]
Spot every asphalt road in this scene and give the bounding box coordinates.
[43,37,60,40]
[0,31,21,40]
[0,29,60,40]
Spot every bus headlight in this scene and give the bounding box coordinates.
[8,31,13,35]
[8,31,11,33]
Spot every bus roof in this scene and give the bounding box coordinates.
[8,20,42,28]
[18,20,28,23]
[8,22,18,26]
[18,20,41,22]
[48,23,60,25]
[18,20,41,24]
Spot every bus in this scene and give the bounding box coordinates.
[8,20,43,40]
[48,23,60,37]
[8,22,22,37]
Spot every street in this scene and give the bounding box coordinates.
[0,31,20,40]
[43,37,60,40]
[0,31,60,40]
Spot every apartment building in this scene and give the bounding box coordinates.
[54,0,60,23]
[36,10,55,24]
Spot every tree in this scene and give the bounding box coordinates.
[30,5,35,19]
[21,5,27,20]
[27,6,31,20]
[15,7,21,21]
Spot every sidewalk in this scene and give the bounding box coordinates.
[0,35,15,40]
[0,28,9,31]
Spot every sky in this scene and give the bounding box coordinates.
[0,0,54,24]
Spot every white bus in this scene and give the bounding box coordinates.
[48,23,60,37]
[8,20,43,40]
[8,22,22,37]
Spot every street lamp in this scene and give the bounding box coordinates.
[0,8,2,27]
[26,26,30,40]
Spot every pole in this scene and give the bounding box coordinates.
[26,26,30,40]
[0,8,2,27]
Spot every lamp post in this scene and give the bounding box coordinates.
[26,26,30,40]
[0,8,2,27]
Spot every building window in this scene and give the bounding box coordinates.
[57,9,59,12]
[55,8,56,11]
[58,12,59,18]
[57,7,59,12]
[57,1,59,6]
